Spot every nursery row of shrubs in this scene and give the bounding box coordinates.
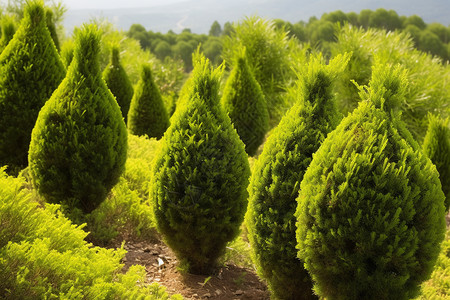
[0,1,449,299]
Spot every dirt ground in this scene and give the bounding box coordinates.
[121,240,270,300]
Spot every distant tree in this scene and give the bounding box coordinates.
[103,45,134,122]
[322,10,348,24]
[128,64,169,139]
[221,51,268,156]
[403,15,426,30]
[418,30,448,60]
[209,20,222,36]
[154,40,172,60]
[127,24,150,49]
[369,8,402,31]
[358,9,373,28]
[173,40,195,71]
[203,37,222,65]
[222,21,234,36]
[428,23,450,44]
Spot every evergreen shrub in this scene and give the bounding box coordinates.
[28,24,127,215]
[296,61,446,300]
[45,7,59,51]
[150,54,250,274]
[422,114,450,210]
[246,53,349,299]
[0,1,65,174]
[103,45,134,122]
[221,50,268,156]
[128,64,170,139]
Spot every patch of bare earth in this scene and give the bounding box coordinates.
[121,240,270,300]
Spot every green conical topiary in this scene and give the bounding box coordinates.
[246,54,349,300]
[295,61,446,300]
[0,1,65,175]
[127,64,169,139]
[150,54,250,274]
[0,15,16,53]
[221,50,268,156]
[28,24,127,215]
[422,114,450,211]
[103,45,134,122]
[45,8,59,51]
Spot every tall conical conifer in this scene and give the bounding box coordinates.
[29,24,127,215]
[0,1,65,175]
[422,114,450,211]
[246,54,349,300]
[150,54,250,274]
[127,64,169,139]
[296,61,446,300]
[103,45,134,122]
[222,50,268,156]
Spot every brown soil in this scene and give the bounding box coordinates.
[121,240,270,300]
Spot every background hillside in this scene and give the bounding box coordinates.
[64,0,450,33]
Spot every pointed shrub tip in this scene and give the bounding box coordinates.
[24,1,46,26]
[111,45,120,65]
[363,62,408,112]
[74,24,101,64]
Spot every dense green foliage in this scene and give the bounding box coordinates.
[331,26,450,141]
[0,168,180,299]
[28,24,127,215]
[296,62,446,299]
[150,55,250,274]
[128,64,170,139]
[103,45,134,122]
[0,1,65,175]
[221,52,268,156]
[0,15,16,52]
[246,54,348,299]
[223,16,298,127]
[422,115,450,210]
[45,7,59,51]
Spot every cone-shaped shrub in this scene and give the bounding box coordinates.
[0,16,16,53]
[60,39,74,68]
[422,114,450,211]
[295,62,446,300]
[28,24,127,214]
[103,45,134,122]
[45,8,60,51]
[246,54,349,300]
[150,54,250,274]
[0,1,65,175]
[127,64,169,138]
[221,50,268,156]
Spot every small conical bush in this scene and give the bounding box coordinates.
[246,54,349,300]
[221,50,268,156]
[127,64,169,138]
[150,54,250,274]
[103,45,134,122]
[29,24,127,215]
[0,1,65,175]
[422,114,450,211]
[295,61,446,300]
[0,15,16,53]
